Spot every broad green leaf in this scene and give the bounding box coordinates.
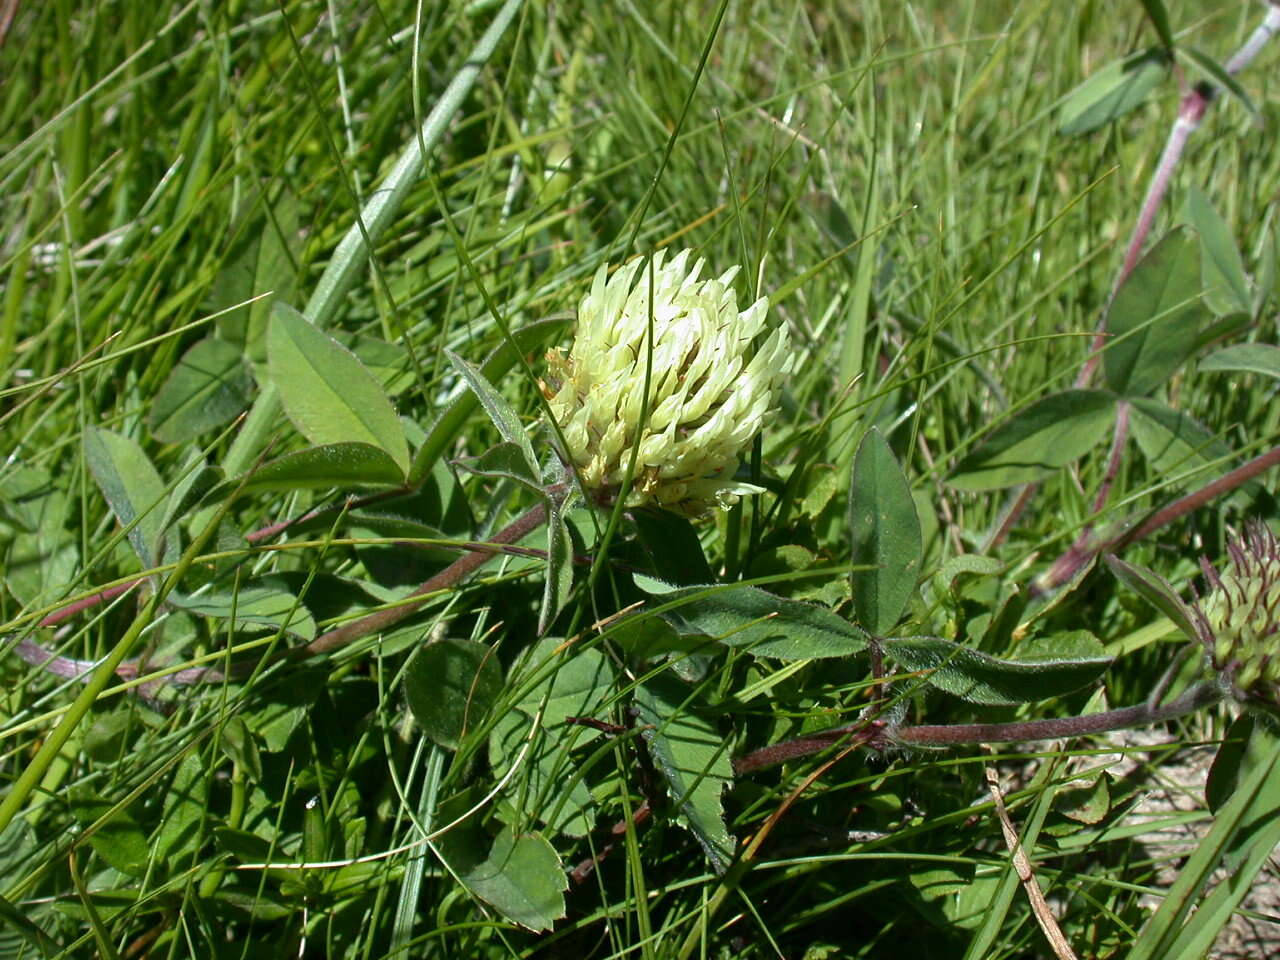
[410,317,568,486]
[0,464,78,606]
[445,349,539,482]
[1059,48,1169,136]
[1183,187,1250,317]
[1200,343,1280,380]
[267,303,408,475]
[153,753,206,864]
[642,583,868,660]
[634,674,735,873]
[1104,555,1200,644]
[1129,397,1235,481]
[539,501,573,635]
[947,390,1116,490]
[459,828,567,932]
[242,442,406,493]
[405,638,502,750]
[631,506,714,586]
[849,428,922,634]
[149,337,252,443]
[882,634,1112,705]
[1104,230,1209,397]
[83,426,170,569]
[73,793,150,878]
[489,637,612,837]
[168,574,316,639]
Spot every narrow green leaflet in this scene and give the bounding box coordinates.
[1178,46,1261,125]
[947,390,1116,491]
[410,317,568,486]
[168,575,316,640]
[149,337,252,443]
[849,429,922,634]
[1059,48,1169,136]
[1137,0,1174,50]
[458,828,567,932]
[882,634,1112,705]
[1104,555,1200,644]
[241,442,407,493]
[445,348,540,484]
[267,303,409,476]
[539,501,573,635]
[83,426,171,569]
[634,674,735,873]
[152,753,206,865]
[1200,343,1280,380]
[1183,187,1250,317]
[453,441,545,494]
[405,638,502,750]
[641,583,868,660]
[1104,230,1209,397]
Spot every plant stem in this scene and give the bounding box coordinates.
[734,682,1222,774]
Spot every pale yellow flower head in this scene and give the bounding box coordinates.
[545,249,791,515]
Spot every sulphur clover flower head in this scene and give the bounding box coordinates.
[544,249,791,516]
[1190,521,1280,707]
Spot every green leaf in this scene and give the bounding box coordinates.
[405,638,502,750]
[882,634,1112,705]
[1104,554,1200,644]
[0,464,78,606]
[849,428,922,634]
[1199,343,1280,380]
[631,507,715,586]
[410,317,569,486]
[458,828,567,932]
[1059,48,1169,136]
[453,441,542,492]
[168,574,317,640]
[267,302,408,475]
[1178,46,1261,125]
[83,426,170,569]
[1183,186,1250,317]
[947,390,1116,490]
[1104,230,1209,397]
[72,793,150,877]
[1205,713,1255,813]
[210,192,299,363]
[1137,0,1174,50]
[489,637,613,837]
[242,442,407,493]
[1129,397,1239,484]
[642,583,868,660]
[633,674,735,873]
[153,753,206,865]
[445,348,539,482]
[149,337,252,443]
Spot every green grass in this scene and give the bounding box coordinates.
[3,1,1279,957]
